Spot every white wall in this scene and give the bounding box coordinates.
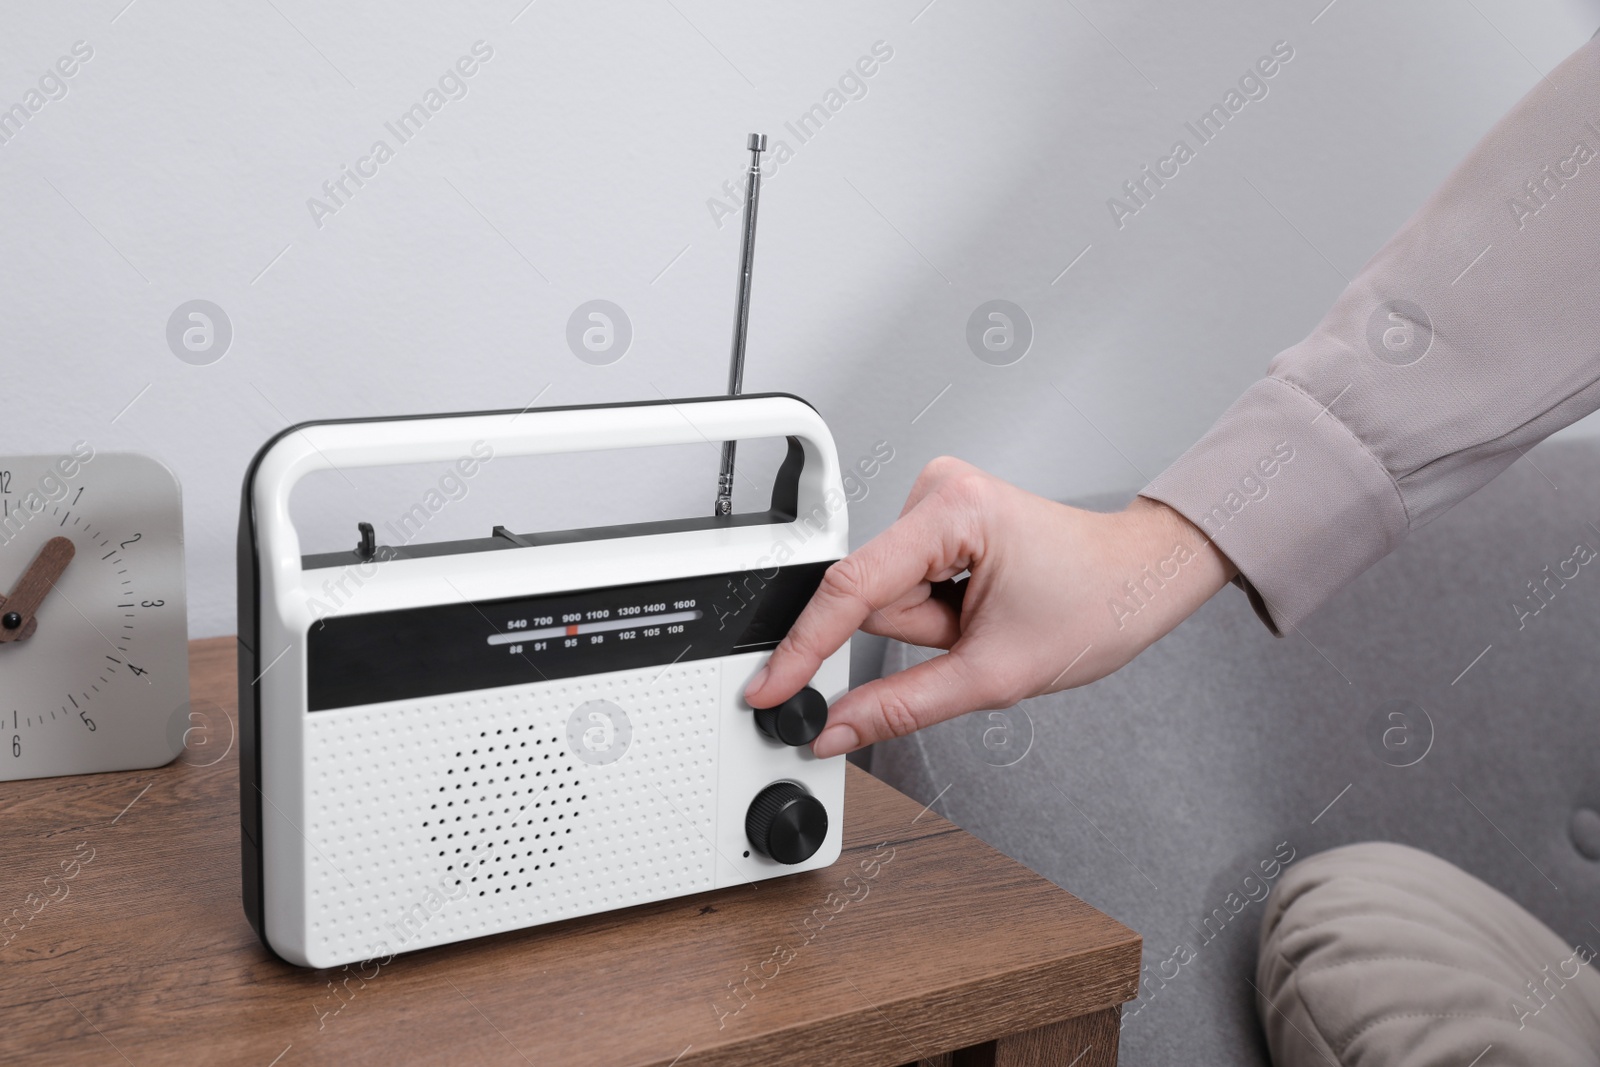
[2,0,1596,673]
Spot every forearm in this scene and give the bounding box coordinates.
[1143,34,1600,634]
[1106,496,1239,655]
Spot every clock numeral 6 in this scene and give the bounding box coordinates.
[11,735,19,758]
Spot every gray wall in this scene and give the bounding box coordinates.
[2,0,1597,657]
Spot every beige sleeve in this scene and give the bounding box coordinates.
[1140,35,1600,636]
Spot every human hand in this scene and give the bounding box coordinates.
[743,456,1237,759]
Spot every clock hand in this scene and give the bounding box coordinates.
[0,536,77,644]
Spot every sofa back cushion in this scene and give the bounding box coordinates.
[871,438,1600,1066]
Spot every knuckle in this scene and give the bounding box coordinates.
[874,690,922,740]
[995,678,1035,708]
[775,622,825,665]
[937,465,990,510]
[910,455,968,499]
[978,658,1035,708]
[819,556,867,605]
[920,455,967,481]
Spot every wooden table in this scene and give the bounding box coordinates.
[0,638,1141,1066]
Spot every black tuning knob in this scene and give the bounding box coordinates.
[745,782,828,865]
[750,685,829,747]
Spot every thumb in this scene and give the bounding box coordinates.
[812,646,995,758]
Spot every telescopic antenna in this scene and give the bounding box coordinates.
[715,132,766,516]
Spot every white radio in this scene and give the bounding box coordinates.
[236,136,848,968]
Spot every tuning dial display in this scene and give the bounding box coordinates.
[750,685,829,747]
[745,781,828,865]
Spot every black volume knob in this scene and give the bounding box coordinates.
[751,685,829,747]
[745,782,828,865]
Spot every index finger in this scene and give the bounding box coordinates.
[743,497,969,708]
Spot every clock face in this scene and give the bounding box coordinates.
[0,450,188,781]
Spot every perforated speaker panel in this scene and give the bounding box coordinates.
[300,660,720,964]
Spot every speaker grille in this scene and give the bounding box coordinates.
[430,725,583,897]
[300,660,720,963]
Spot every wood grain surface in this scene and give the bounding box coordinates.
[952,1007,1122,1067]
[0,637,1140,1066]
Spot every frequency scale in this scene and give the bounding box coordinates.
[0,448,189,781]
[239,135,850,968]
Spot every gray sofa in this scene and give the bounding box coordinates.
[868,437,1600,1066]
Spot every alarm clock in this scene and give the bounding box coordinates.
[0,448,189,781]
[237,395,849,968]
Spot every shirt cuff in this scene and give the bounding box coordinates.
[1138,376,1410,636]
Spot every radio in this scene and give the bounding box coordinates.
[236,136,848,968]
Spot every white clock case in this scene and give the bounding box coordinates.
[0,451,189,781]
[238,394,849,968]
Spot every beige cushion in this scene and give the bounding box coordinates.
[1256,842,1600,1066]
